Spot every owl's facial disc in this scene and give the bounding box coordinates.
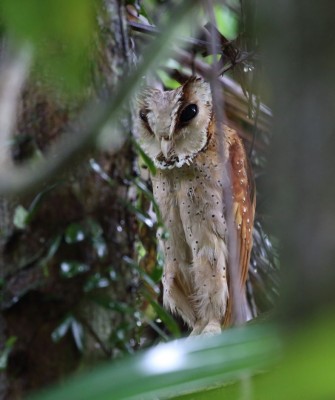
[136,77,212,170]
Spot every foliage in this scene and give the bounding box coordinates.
[0,0,95,95]
[30,323,280,400]
[27,311,335,399]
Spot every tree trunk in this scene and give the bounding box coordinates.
[0,1,138,398]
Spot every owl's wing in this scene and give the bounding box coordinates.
[227,128,256,286]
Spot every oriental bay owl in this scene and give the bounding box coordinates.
[136,77,255,335]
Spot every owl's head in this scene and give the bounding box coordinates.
[135,76,213,169]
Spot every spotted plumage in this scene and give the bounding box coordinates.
[135,77,255,335]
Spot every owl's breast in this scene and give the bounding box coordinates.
[152,159,228,252]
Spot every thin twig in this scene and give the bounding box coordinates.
[249,95,260,157]
[220,51,254,74]
[202,0,246,326]
[129,21,224,53]
[173,48,272,132]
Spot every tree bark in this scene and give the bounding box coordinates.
[0,1,138,398]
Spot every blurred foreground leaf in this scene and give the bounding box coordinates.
[256,312,335,400]
[0,0,95,94]
[30,312,335,400]
[30,324,278,400]
[176,312,335,400]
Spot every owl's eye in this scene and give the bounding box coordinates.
[139,109,148,123]
[180,104,198,124]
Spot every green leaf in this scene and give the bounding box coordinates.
[134,177,162,222]
[71,319,84,353]
[64,223,86,244]
[13,205,29,229]
[143,291,181,338]
[52,316,84,353]
[125,203,154,228]
[89,159,117,187]
[214,4,238,40]
[0,336,17,371]
[0,0,95,95]
[88,294,135,315]
[13,185,59,230]
[59,261,90,278]
[156,69,181,89]
[46,236,62,260]
[133,178,155,203]
[253,312,335,400]
[123,256,159,294]
[143,317,169,342]
[87,219,108,259]
[132,139,157,176]
[51,316,73,343]
[83,273,110,293]
[39,235,62,276]
[30,324,278,400]
[26,183,59,224]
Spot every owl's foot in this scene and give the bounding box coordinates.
[189,320,222,336]
[189,320,207,336]
[201,320,222,336]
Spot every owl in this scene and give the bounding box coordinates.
[135,76,255,335]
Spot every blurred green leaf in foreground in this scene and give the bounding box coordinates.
[0,0,95,94]
[28,314,335,400]
[30,310,335,400]
[30,323,279,400]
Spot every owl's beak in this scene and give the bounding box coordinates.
[161,138,172,159]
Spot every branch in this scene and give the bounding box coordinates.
[173,48,272,133]
[129,20,224,54]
